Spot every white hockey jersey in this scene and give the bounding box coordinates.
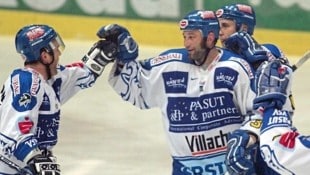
[109,47,257,175]
[260,102,309,175]
[0,63,96,174]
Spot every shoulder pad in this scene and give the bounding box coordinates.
[10,69,42,112]
[219,48,243,61]
[262,44,283,58]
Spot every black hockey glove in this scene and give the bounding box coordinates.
[82,40,117,76]
[97,24,138,63]
[27,154,60,175]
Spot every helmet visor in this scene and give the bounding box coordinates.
[49,34,65,54]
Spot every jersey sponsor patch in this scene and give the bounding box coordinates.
[267,110,291,126]
[167,92,241,133]
[36,111,60,147]
[214,67,238,90]
[30,71,41,96]
[11,69,41,97]
[150,53,182,66]
[18,116,34,134]
[11,74,20,96]
[185,130,228,156]
[173,156,226,175]
[261,109,292,134]
[163,71,188,93]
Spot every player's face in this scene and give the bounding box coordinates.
[183,30,206,63]
[218,18,237,46]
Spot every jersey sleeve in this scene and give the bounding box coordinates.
[108,60,163,109]
[223,57,256,115]
[108,49,186,109]
[223,56,262,137]
[260,108,310,174]
[0,69,43,163]
[53,62,97,104]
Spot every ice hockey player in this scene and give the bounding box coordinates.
[216,3,294,175]
[94,10,270,174]
[0,24,116,174]
[254,59,305,174]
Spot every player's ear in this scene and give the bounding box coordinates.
[240,24,248,33]
[206,32,216,47]
[40,49,52,64]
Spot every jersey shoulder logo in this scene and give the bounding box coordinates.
[214,67,238,90]
[162,71,188,93]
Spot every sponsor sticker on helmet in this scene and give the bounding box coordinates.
[215,9,224,18]
[236,4,253,14]
[199,11,216,20]
[179,19,188,29]
[26,27,45,41]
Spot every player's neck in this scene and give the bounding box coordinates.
[25,63,50,80]
[201,47,218,70]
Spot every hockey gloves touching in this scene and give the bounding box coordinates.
[82,40,117,76]
[225,32,268,66]
[225,129,257,175]
[253,60,292,111]
[97,24,139,63]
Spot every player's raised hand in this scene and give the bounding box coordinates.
[82,40,117,76]
[253,60,292,110]
[97,24,138,63]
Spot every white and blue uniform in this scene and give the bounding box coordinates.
[109,47,257,175]
[260,108,310,175]
[0,63,96,174]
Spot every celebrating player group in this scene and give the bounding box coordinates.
[0,2,308,175]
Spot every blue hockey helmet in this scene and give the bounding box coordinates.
[179,10,219,39]
[15,24,65,62]
[216,4,256,35]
